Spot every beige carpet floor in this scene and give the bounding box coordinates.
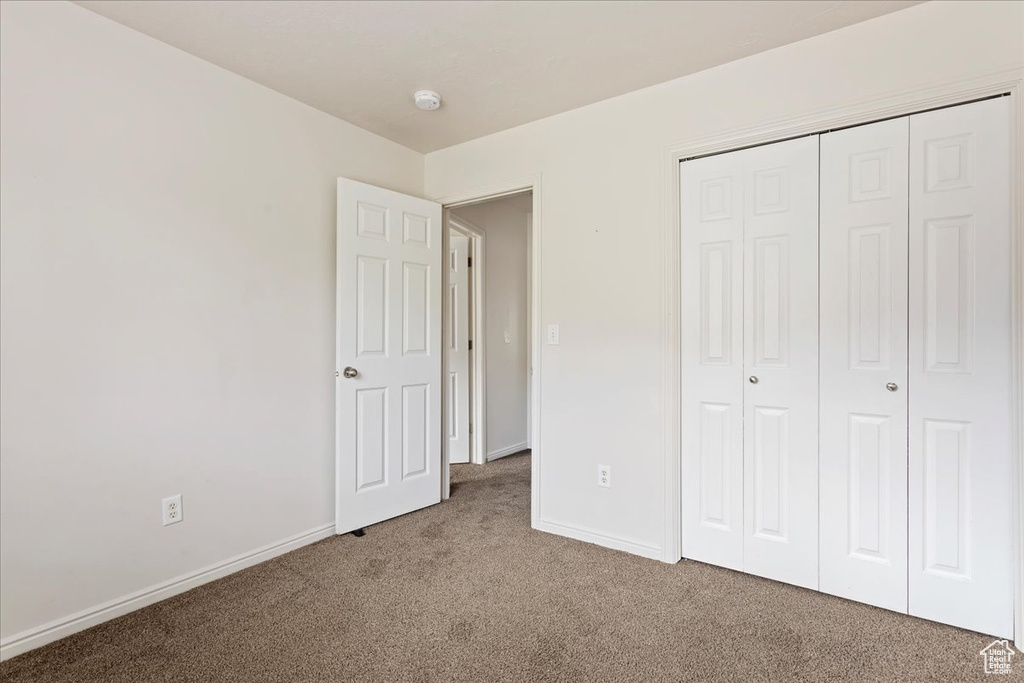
[0,452,1006,682]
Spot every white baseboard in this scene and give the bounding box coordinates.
[0,522,335,661]
[486,442,529,462]
[534,518,663,561]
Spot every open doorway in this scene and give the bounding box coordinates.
[442,192,533,482]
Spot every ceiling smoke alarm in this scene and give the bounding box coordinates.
[413,90,442,111]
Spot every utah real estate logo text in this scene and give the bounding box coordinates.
[979,640,1015,675]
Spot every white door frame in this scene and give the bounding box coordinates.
[662,68,1024,646]
[446,213,487,466]
[435,176,542,519]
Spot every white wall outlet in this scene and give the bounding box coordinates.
[162,494,183,526]
[597,465,611,488]
[546,323,560,345]
[504,330,512,344]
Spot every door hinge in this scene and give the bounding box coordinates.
[468,339,473,351]
[468,256,472,268]
[469,423,473,434]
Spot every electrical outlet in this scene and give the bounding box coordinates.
[162,494,183,526]
[547,323,560,345]
[504,330,512,344]
[597,465,611,488]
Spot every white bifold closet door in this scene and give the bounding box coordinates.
[742,138,820,589]
[818,97,1013,637]
[819,117,910,612]
[684,96,1012,638]
[907,97,1013,638]
[681,136,819,589]
[680,149,744,571]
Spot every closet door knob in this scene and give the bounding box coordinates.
[886,382,898,392]
[342,367,359,379]
[749,376,759,384]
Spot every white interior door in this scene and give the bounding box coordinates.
[681,136,819,585]
[741,136,820,590]
[819,117,909,611]
[336,177,442,533]
[447,230,471,464]
[908,97,1013,637]
[680,148,745,571]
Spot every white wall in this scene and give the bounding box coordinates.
[0,1,422,648]
[451,195,530,458]
[425,1,1024,559]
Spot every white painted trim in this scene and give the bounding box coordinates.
[1009,78,1024,654]
[0,523,334,662]
[487,442,529,462]
[662,68,1024,639]
[436,176,541,209]
[447,214,488,466]
[440,216,452,499]
[526,211,533,449]
[435,176,543,529]
[660,143,681,564]
[535,518,663,561]
[529,184,543,527]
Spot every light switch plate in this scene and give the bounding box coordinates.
[546,324,560,345]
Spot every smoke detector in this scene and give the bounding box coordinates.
[413,90,442,111]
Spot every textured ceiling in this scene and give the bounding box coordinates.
[75,1,922,153]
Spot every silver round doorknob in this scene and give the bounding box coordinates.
[749,376,759,384]
[342,367,359,379]
[886,382,898,392]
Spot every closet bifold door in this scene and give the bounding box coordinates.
[819,118,909,611]
[908,97,1013,638]
[681,137,819,587]
[741,136,820,590]
[680,148,745,571]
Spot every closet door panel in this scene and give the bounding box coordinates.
[742,136,819,590]
[680,151,745,570]
[908,97,1013,638]
[819,118,909,611]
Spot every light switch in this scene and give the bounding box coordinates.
[546,324,560,345]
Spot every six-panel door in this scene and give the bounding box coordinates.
[337,177,443,534]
